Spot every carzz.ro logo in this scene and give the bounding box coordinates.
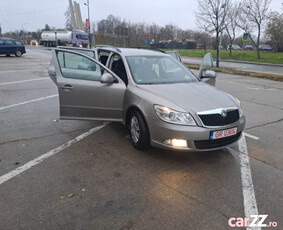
[228,215,278,228]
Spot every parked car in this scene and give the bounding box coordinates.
[245,45,253,50]
[259,45,272,51]
[48,47,245,151]
[30,40,38,46]
[0,37,26,57]
[227,44,241,50]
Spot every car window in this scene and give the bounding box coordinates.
[109,54,128,85]
[126,56,198,84]
[5,41,14,45]
[56,50,107,81]
[199,53,213,78]
[98,51,111,65]
[15,41,22,46]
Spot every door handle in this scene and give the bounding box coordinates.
[60,84,74,91]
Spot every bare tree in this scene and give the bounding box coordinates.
[265,11,283,52]
[225,2,240,56]
[64,7,73,30]
[193,30,212,53]
[237,0,271,59]
[196,0,230,67]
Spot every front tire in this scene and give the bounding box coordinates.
[130,111,150,150]
[15,50,22,57]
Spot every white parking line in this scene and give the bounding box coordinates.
[0,124,107,185]
[0,78,49,86]
[0,94,58,111]
[238,135,260,230]
[244,132,260,140]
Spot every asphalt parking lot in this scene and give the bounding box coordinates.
[0,47,282,230]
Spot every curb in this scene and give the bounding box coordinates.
[181,56,283,67]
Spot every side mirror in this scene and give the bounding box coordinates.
[202,70,216,79]
[100,73,115,84]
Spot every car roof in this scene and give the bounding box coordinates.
[0,37,20,41]
[97,47,169,57]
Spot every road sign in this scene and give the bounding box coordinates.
[86,19,90,30]
[242,33,249,41]
[145,35,148,39]
[145,39,148,44]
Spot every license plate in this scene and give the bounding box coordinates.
[210,127,237,140]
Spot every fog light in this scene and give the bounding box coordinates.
[164,139,188,148]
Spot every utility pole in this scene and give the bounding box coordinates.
[84,0,91,48]
[0,9,2,37]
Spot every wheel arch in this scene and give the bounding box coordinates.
[125,106,150,137]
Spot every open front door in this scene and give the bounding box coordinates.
[198,53,216,86]
[49,48,126,121]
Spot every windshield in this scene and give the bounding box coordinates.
[79,35,89,40]
[126,56,198,84]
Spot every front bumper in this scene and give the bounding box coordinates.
[149,116,246,151]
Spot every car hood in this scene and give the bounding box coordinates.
[137,82,237,113]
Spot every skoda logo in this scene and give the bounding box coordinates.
[221,109,227,117]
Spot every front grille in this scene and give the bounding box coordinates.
[198,109,239,127]
[194,132,242,150]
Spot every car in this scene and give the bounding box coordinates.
[0,37,26,57]
[245,45,253,50]
[48,47,245,151]
[259,45,272,51]
[30,39,38,46]
[227,44,241,50]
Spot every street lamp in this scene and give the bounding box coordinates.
[84,0,91,48]
[21,23,28,44]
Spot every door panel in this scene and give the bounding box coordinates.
[52,49,126,121]
[198,53,216,86]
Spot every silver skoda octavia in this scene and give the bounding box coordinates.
[48,46,245,151]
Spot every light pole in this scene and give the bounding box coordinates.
[84,0,91,48]
[21,23,28,44]
[217,3,226,67]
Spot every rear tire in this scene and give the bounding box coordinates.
[15,50,22,57]
[130,110,150,150]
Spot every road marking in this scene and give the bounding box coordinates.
[238,135,260,230]
[246,87,263,90]
[244,132,260,140]
[0,78,49,86]
[0,94,58,111]
[0,124,107,185]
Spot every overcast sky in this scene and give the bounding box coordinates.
[0,0,282,33]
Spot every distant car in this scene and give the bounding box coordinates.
[0,37,26,57]
[48,47,245,151]
[245,45,253,50]
[30,40,38,46]
[259,45,272,51]
[227,44,241,50]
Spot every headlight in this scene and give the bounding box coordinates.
[236,98,243,117]
[154,105,196,126]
